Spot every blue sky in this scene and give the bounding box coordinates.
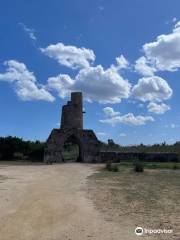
[0,0,180,145]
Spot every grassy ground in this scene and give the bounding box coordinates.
[87,164,180,240]
[118,161,180,170]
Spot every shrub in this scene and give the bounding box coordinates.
[105,162,119,172]
[134,160,144,172]
[106,161,112,171]
[111,165,119,172]
[172,163,179,170]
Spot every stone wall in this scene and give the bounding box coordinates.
[44,128,101,163]
[100,151,179,163]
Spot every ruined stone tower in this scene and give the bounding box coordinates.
[61,92,83,130]
[44,92,101,163]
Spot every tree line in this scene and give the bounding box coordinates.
[100,139,180,154]
[0,136,45,161]
[0,136,180,161]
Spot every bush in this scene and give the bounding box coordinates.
[106,161,112,171]
[134,160,144,172]
[172,163,179,170]
[111,165,119,172]
[105,162,119,172]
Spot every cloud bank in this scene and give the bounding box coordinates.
[2,20,180,127]
[0,60,54,102]
[48,64,131,104]
[100,107,154,126]
[135,21,180,75]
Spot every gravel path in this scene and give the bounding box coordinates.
[0,163,136,240]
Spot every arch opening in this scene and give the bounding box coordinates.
[62,135,83,162]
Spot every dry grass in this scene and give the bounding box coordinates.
[87,166,180,240]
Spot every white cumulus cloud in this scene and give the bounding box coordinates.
[143,21,180,72]
[48,74,74,98]
[115,55,129,70]
[48,65,131,104]
[110,55,129,72]
[40,42,95,69]
[0,60,54,102]
[100,107,154,126]
[103,107,120,117]
[134,56,156,76]
[100,113,154,126]
[147,102,170,114]
[131,76,172,102]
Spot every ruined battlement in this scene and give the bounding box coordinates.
[60,92,83,130]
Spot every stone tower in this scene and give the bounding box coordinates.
[61,92,83,129]
[44,92,101,163]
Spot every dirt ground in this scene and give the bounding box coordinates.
[0,163,179,240]
[87,166,180,240]
[0,163,139,240]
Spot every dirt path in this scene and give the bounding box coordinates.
[0,163,136,240]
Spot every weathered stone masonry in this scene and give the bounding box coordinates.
[44,92,101,163]
[44,92,178,163]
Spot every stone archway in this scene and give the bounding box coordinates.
[62,134,83,162]
[44,92,101,163]
[44,127,101,163]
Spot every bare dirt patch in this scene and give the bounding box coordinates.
[0,163,134,240]
[87,166,180,240]
[0,174,9,184]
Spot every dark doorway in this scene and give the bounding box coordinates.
[62,135,82,162]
